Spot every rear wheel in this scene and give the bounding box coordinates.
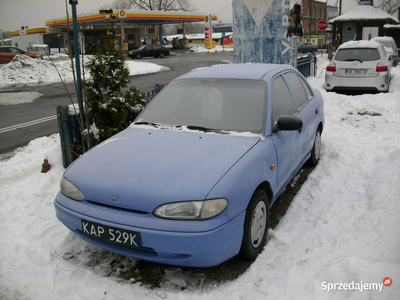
[240,189,269,260]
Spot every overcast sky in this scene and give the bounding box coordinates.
[0,0,358,32]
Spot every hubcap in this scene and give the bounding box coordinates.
[250,201,267,248]
[314,131,321,160]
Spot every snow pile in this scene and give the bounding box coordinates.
[0,54,169,88]
[189,45,234,53]
[0,57,399,299]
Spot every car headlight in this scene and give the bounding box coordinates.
[153,199,228,220]
[60,176,84,202]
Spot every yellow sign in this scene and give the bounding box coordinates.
[205,15,209,23]
[205,38,212,49]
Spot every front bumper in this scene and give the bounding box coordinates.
[325,72,390,92]
[54,193,245,267]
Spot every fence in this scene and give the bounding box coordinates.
[296,53,317,77]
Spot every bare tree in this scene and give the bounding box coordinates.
[376,0,400,15]
[357,0,400,15]
[104,0,196,11]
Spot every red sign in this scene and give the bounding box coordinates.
[318,20,328,31]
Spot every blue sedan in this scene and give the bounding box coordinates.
[54,64,324,267]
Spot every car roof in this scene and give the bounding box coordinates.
[178,63,294,80]
[338,40,382,49]
[371,36,395,42]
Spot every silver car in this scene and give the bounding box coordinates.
[325,40,392,93]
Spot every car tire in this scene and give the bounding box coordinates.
[159,52,165,58]
[307,129,321,166]
[311,49,316,54]
[240,189,269,260]
[136,53,142,59]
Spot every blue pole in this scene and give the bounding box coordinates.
[70,0,87,152]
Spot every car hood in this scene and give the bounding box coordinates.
[64,127,261,213]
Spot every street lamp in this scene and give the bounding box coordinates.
[69,0,86,152]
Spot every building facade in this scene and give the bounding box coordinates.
[300,0,328,46]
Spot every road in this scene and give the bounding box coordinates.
[0,49,233,154]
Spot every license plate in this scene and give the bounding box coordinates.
[81,219,142,249]
[346,69,367,75]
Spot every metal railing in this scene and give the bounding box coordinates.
[296,53,317,77]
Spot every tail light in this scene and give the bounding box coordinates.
[327,62,336,72]
[376,62,388,72]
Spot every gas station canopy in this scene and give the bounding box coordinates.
[45,10,218,27]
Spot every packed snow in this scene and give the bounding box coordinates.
[0,54,169,89]
[0,55,399,299]
[0,91,43,105]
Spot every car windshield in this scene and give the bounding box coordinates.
[136,78,267,134]
[334,48,381,61]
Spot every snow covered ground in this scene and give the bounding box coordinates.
[0,55,399,299]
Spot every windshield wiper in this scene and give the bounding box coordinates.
[134,121,161,127]
[186,125,223,133]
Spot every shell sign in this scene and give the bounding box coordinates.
[119,10,126,18]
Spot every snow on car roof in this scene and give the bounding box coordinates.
[179,63,293,80]
[338,40,382,49]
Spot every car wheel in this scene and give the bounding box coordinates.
[159,52,165,58]
[311,49,316,54]
[240,189,269,260]
[136,53,142,59]
[308,129,321,166]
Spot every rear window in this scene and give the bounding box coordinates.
[334,48,381,61]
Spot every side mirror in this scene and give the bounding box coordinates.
[132,106,143,120]
[389,55,396,61]
[277,115,303,131]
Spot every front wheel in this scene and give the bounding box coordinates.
[240,189,270,260]
[159,52,165,58]
[135,53,142,59]
[307,129,321,166]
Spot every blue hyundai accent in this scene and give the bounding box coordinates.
[54,64,324,267]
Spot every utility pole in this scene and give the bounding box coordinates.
[339,0,342,15]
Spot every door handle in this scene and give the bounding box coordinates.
[315,108,319,115]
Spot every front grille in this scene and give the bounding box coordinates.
[86,200,149,215]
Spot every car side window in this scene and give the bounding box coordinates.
[283,72,309,109]
[272,76,296,125]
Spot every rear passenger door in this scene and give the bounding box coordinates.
[283,71,320,156]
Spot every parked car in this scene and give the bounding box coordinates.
[54,64,325,267]
[128,44,170,59]
[325,40,392,93]
[0,46,38,64]
[370,36,398,66]
[298,42,318,53]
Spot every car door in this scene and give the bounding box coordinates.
[142,45,153,57]
[271,75,303,189]
[283,71,320,157]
